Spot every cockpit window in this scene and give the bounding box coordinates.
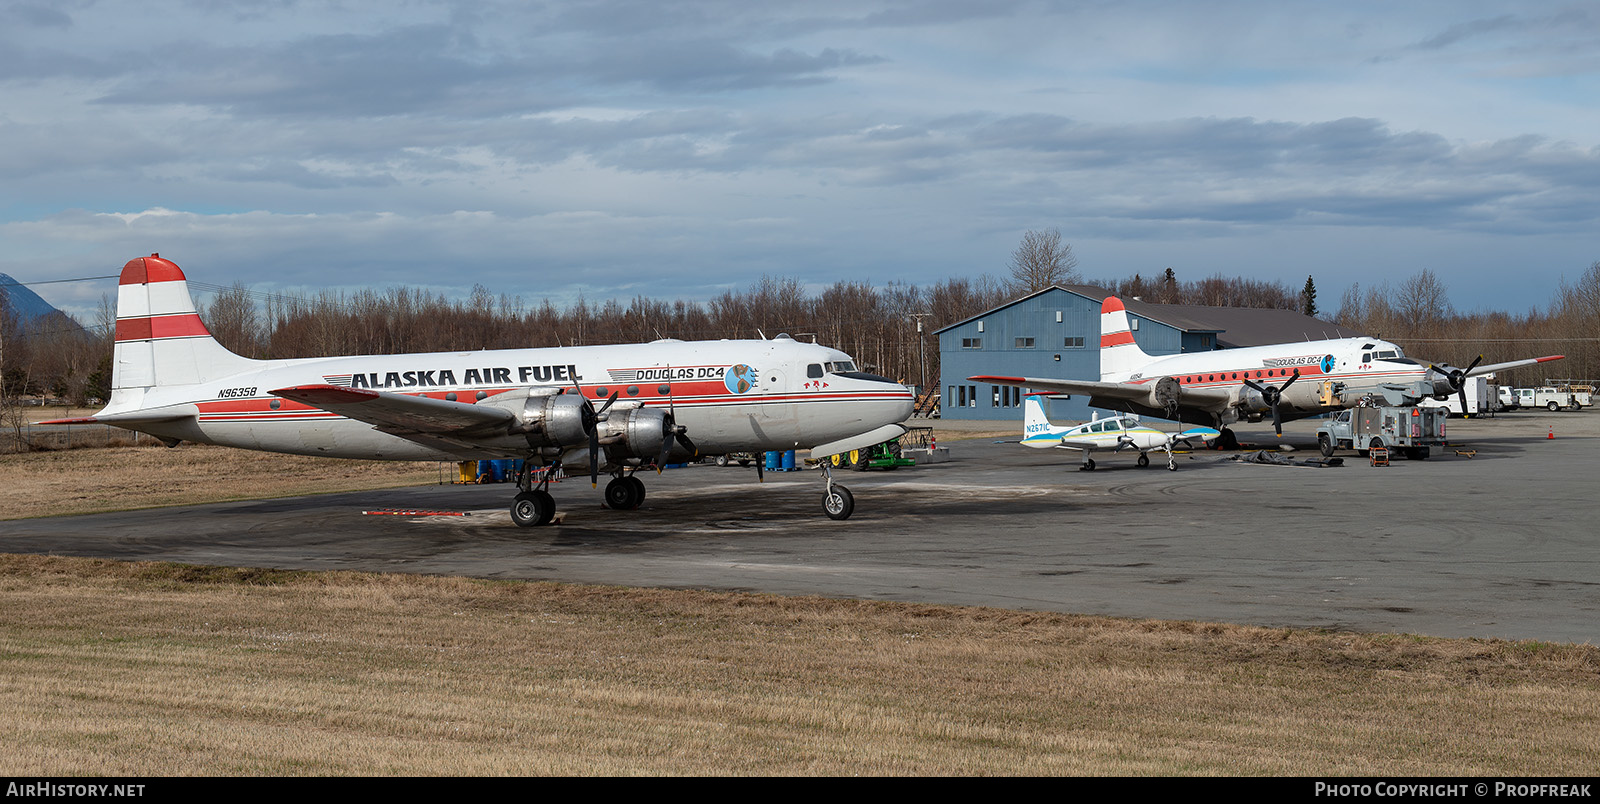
[825,361,857,373]
[1376,350,1398,360]
[807,364,824,378]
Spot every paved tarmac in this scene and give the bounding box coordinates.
[3,410,1597,643]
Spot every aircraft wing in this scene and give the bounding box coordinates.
[1468,355,1565,376]
[969,375,1233,407]
[271,385,516,435]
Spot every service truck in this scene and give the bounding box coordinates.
[1316,405,1448,460]
[1512,386,1587,411]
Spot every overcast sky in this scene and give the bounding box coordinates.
[4,0,1597,321]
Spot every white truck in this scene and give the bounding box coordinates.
[1512,386,1588,412]
[1316,405,1449,460]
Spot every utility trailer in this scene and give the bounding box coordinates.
[1316,405,1448,460]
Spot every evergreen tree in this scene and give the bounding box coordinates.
[1301,275,1318,318]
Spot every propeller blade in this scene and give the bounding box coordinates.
[656,423,674,473]
[1279,369,1301,392]
[589,426,599,487]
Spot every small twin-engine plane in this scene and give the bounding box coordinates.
[45,255,915,524]
[1020,394,1219,471]
[976,295,1563,444]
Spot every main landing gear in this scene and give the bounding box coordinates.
[510,462,560,527]
[507,455,864,525]
[509,461,651,527]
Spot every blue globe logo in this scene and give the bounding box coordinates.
[726,364,756,394]
[1321,354,1336,373]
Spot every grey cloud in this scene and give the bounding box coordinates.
[4,3,73,29]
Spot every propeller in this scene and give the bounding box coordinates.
[653,369,699,473]
[1241,369,1301,436]
[573,381,617,488]
[1429,355,1483,416]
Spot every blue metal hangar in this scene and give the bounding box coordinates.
[936,285,1361,422]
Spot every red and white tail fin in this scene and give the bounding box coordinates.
[1098,296,1152,380]
[109,254,258,402]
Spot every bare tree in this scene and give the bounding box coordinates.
[1396,269,1451,325]
[1007,228,1079,294]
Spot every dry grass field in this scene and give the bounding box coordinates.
[2,553,1597,776]
[0,443,443,520]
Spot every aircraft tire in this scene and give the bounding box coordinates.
[1136,454,1149,468]
[823,485,855,520]
[604,477,642,510]
[1080,459,1096,472]
[511,490,555,527]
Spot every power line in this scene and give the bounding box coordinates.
[0,274,119,288]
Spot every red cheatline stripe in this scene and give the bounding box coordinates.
[115,313,210,342]
[1100,331,1136,348]
[119,255,188,285]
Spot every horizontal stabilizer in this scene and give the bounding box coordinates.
[39,406,198,427]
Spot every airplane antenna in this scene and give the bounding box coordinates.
[757,329,767,340]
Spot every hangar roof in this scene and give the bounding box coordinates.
[935,284,1364,348]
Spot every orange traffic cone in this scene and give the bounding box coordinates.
[1548,426,1555,440]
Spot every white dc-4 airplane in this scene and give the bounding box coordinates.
[975,296,1563,444]
[1020,394,1219,471]
[46,255,916,524]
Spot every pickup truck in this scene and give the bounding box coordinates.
[1316,406,1448,460]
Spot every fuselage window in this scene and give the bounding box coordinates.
[807,364,824,378]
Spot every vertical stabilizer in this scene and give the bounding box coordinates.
[1098,296,1153,380]
[1021,394,1064,447]
[111,254,258,395]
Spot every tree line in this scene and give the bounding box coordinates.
[3,235,1597,409]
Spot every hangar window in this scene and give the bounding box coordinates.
[962,338,982,349]
[1015,337,1035,349]
[1064,336,1084,348]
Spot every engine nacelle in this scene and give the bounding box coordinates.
[599,407,672,459]
[1235,385,1267,412]
[1146,376,1182,413]
[480,388,590,447]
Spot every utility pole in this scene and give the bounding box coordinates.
[910,312,930,396]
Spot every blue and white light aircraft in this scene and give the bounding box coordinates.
[44,255,915,524]
[1020,394,1220,471]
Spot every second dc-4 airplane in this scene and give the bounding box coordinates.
[1020,394,1219,471]
[975,296,1563,444]
[45,255,916,524]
